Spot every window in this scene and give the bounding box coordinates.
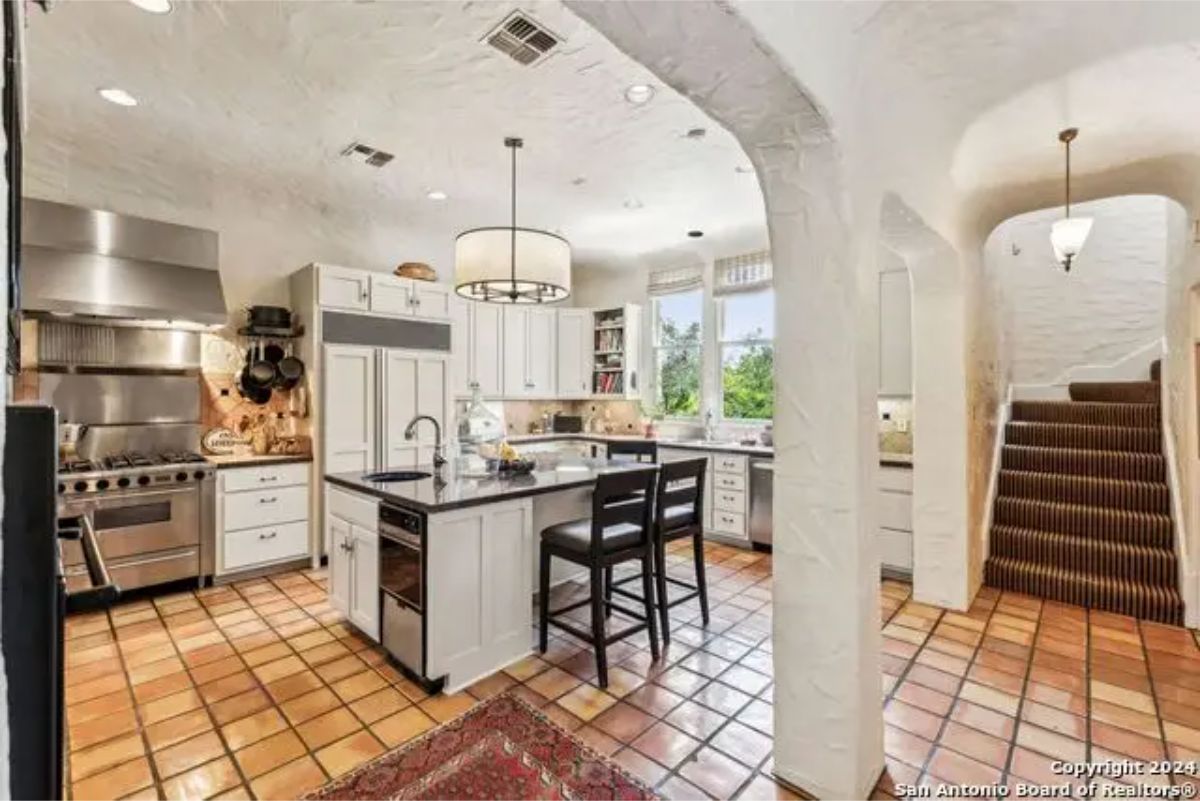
[652,289,702,417]
[719,288,774,420]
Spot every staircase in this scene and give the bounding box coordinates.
[984,375,1183,625]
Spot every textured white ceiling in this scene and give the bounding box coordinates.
[22,0,764,280]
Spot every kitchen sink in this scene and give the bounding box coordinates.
[363,470,431,482]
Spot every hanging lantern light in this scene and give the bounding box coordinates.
[1049,127,1093,272]
[454,137,571,303]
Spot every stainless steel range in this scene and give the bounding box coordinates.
[58,450,215,593]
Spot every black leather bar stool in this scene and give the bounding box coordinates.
[606,439,658,463]
[538,466,660,687]
[609,457,709,644]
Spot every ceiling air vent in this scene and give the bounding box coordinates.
[340,142,394,168]
[483,10,561,67]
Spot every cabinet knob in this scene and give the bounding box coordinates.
[259,476,277,483]
[258,531,278,540]
[258,496,277,504]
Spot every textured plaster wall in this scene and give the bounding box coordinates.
[987,195,1169,386]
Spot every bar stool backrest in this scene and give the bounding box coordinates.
[606,440,658,463]
[590,466,658,557]
[655,457,707,533]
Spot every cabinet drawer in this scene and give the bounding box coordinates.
[714,473,746,492]
[879,466,913,493]
[224,485,308,532]
[878,490,913,532]
[879,527,913,571]
[713,489,745,514]
[327,486,379,530]
[713,454,747,474]
[711,510,746,536]
[224,520,309,572]
[221,462,309,493]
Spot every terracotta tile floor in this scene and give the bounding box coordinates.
[63,540,1200,800]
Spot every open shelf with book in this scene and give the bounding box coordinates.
[591,304,640,399]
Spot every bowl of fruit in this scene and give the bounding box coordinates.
[491,442,536,475]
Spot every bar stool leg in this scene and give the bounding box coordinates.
[604,565,613,618]
[640,548,660,662]
[692,531,710,626]
[538,544,551,653]
[655,538,671,645]
[590,563,609,687]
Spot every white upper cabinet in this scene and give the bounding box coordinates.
[369,274,415,316]
[503,306,557,398]
[879,270,913,396]
[410,281,452,320]
[323,344,377,474]
[318,265,370,312]
[451,298,505,398]
[556,309,591,398]
[314,264,451,320]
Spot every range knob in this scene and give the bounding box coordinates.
[137,475,151,487]
[193,470,207,480]
[95,479,110,491]
[73,481,88,493]
[176,472,188,482]
[57,483,65,494]
[117,477,131,489]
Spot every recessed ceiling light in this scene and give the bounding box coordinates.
[623,198,643,210]
[687,230,704,239]
[624,84,655,105]
[129,0,172,13]
[426,190,447,201]
[98,88,138,107]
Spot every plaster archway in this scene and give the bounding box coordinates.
[879,193,977,610]
[565,2,884,796]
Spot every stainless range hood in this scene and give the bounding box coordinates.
[21,199,226,326]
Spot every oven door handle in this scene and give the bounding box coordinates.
[66,516,121,614]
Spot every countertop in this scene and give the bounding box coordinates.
[326,457,655,514]
[204,453,313,469]
[508,432,912,466]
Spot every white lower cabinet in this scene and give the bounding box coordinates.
[878,465,914,574]
[216,462,311,575]
[325,485,381,641]
[426,498,532,691]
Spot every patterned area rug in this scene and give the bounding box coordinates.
[307,691,660,800]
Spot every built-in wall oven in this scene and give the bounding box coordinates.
[378,503,433,686]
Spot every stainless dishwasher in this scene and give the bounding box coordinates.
[749,459,773,549]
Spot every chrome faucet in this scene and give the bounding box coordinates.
[403,415,445,468]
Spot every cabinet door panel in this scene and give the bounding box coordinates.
[327,514,352,616]
[503,307,528,396]
[318,266,369,312]
[349,524,380,641]
[370,274,414,317]
[416,357,448,432]
[411,281,451,320]
[556,310,590,398]
[450,298,472,397]
[382,351,418,463]
[526,309,557,397]
[323,345,377,473]
[474,304,504,397]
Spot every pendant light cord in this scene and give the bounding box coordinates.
[1064,137,1071,219]
[510,139,518,299]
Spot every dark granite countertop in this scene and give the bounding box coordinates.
[325,457,656,514]
[205,453,313,470]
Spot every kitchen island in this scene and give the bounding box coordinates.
[324,457,654,693]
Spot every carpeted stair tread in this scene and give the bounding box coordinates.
[997,470,1169,514]
[990,525,1177,587]
[1004,421,1161,454]
[1010,400,1160,429]
[1069,381,1160,405]
[985,556,1182,625]
[1001,445,1165,482]
[992,496,1173,548]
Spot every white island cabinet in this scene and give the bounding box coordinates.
[325,485,381,641]
[425,499,534,689]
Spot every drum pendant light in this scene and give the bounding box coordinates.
[1049,128,1093,272]
[454,137,571,303]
